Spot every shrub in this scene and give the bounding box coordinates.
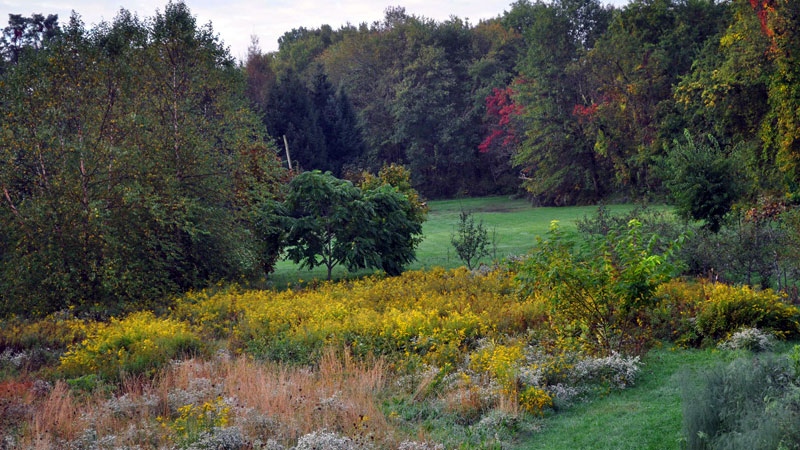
[717,328,774,352]
[694,283,800,344]
[170,285,245,340]
[231,267,509,366]
[654,280,800,347]
[293,430,359,450]
[664,130,744,233]
[682,353,800,450]
[0,312,95,352]
[469,340,526,394]
[518,386,553,416]
[517,219,681,355]
[651,280,706,346]
[569,352,641,390]
[59,312,204,381]
[450,209,492,270]
[159,396,232,448]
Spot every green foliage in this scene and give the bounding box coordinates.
[653,280,800,348]
[517,219,680,354]
[282,169,425,279]
[0,5,285,318]
[512,0,613,205]
[359,164,427,276]
[678,206,800,289]
[664,130,744,232]
[362,185,424,276]
[282,170,373,280]
[450,209,492,270]
[0,13,60,65]
[682,353,800,450]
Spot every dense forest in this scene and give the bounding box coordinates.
[247,0,799,204]
[1,0,799,316]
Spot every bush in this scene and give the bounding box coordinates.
[676,205,800,291]
[651,280,706,345]
[717,328,774,352]
[59,312,204,381]
[654,280,800,347]
[230,267,511,366]
[664,130,744,233]
[0,312,95,352]
[450,209,492,270]
[694,284,800,344]
[682,353,800,450]
[516,219,681,355]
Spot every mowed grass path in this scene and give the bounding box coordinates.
[522,346,718,450]
[270,196,645,285]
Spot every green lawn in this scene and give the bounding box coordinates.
[269,196,653,285]
[519,345,716,450]
[521,341,800,449]
[411,196,643,270]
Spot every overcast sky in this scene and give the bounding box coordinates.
[1,0,630,61]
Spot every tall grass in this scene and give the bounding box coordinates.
[15,350,394,449]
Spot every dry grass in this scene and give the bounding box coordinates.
[28,381,84,447]
[7,348,396,448]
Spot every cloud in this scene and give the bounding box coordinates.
[1,0,630,60]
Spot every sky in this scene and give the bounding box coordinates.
[1,0,630,61]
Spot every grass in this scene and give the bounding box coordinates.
[268,196,650,286]
[519,344,772,450]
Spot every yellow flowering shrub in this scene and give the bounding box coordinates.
[651,279,706,345]
[695,283,800,342]
[0,313,97,351]
[469,341,526,393]
[519,386,553,416]
[654,280,800,346]
[59,312,203,380]
[189,267,521,365]
[170,286,246,339]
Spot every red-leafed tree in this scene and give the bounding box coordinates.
[479,85,524,154]
[478,84,525,192]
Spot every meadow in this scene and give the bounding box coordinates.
[269,196,641,286]
[1,197,799,449]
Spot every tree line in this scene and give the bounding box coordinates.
[2,0,799,316]
[246,0,799,205]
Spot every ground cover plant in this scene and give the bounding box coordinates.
[1,203,799,449]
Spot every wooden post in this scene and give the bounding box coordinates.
[283,135,293,171]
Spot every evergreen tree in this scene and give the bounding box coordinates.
[264,68,327,171]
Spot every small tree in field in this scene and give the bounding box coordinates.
[282,169,426,279]
[283,171,371,280]
[451,210,491,269]
[664,130,744,232]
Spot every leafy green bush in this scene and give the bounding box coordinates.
[59,312,203,381]
[517,219,681,354]
[664,130,744,233]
